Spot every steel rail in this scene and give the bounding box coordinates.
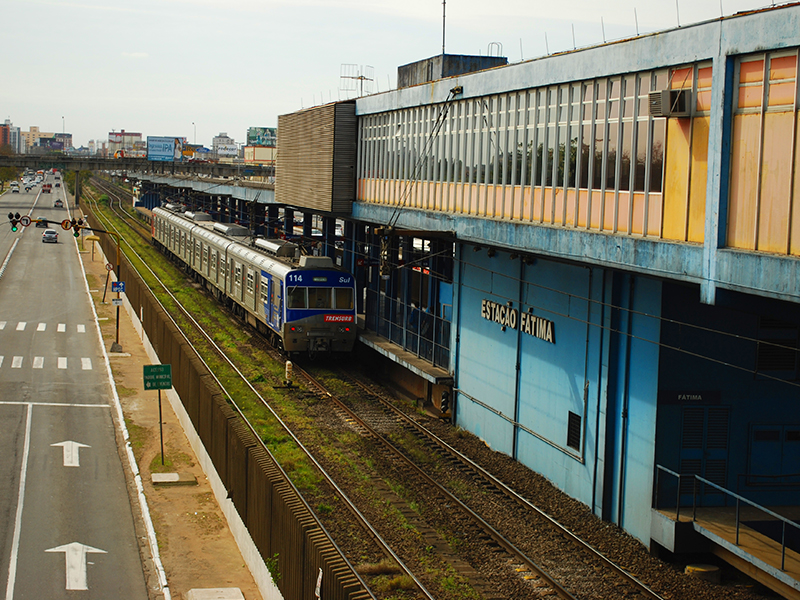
[296,366,580,600]
[83,193,440,600]
[347,376,668,600]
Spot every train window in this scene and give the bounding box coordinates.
[211,251,217,272]
[235,265,242,285]
[309,288,331,309]
[260,285,268,304]
[288,287,307,308]
[334,287,354,309]
[246,273,254,293]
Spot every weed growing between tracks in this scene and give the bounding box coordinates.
[83,189,327,494]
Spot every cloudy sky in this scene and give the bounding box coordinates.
[2,0,785,147]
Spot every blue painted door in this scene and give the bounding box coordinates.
[679,406,730,507]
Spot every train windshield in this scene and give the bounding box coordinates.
[287,287,354,310]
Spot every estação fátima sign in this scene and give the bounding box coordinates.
[480,299,555,344]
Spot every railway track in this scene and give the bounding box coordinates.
[80,180,676,600]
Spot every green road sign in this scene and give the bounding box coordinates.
[143,364,172,390]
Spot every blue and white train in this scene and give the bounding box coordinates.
[152,206,357,355]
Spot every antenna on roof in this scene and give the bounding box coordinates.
[442,0,446,55]
[340,64,374,98]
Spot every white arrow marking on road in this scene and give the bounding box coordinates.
[51,441,91,467]
[45,542,107,590]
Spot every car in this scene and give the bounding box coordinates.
[35,217,48,228]
[54,199,63,208]
[42,229,58,243]
[55,182,61,187]
[25,186,31,192]
[11,188,19,193]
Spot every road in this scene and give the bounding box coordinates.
[0,175,148,599]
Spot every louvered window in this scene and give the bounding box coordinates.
[567,411,581,451]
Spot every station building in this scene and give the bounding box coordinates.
[136,4,800,593]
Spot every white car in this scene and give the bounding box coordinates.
[42,229,58,243]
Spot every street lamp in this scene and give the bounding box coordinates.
[62,116,64,134]
[192,122,196,145]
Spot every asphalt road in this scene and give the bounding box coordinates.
[0,176,148,599]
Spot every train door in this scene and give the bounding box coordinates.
[271,279,282,330]
[260,274,271,323]
[679,406,730,507]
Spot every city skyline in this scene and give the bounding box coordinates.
[2,0,786,147]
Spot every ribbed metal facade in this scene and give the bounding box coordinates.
[276,101,356,213]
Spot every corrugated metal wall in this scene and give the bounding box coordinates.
[276,102,356,214]
[94,224,372,600]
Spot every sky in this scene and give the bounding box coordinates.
[2,0,787,148]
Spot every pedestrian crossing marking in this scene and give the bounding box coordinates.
[77,324,86,333]
[37,323,46,331]
[0,355,93,370]
[16,322,26,331]
[57,324,66,333]
[0,321,6,330]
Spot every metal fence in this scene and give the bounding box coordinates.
[365,289,450,369]
[654,465,800,571]
[93,220,373,600]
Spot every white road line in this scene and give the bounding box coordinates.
[4,403,32,600]
[0,357,3,368]
[0,321,6,330]
[77,324,86,333]
[15,322,25,331]
[81,358,92,371]
[11,357,22,369]
[0,401,110,408]
[37,323,46,332]
[0,238,20,282]
[58,357,67,369]
[57,324,66,333]
[32,357,43,369]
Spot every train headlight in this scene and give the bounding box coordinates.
[290,326,304,333]
[338,326,351,333]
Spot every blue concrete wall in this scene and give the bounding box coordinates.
[453,244,663,543]
[656,284,800,507]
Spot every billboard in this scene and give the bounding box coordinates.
[147,136,184,162]
[216,144,238,156]
[247,127,277,147]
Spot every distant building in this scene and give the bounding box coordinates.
[2,120,25,153]
[21,126,53,150]
[54,132,72,149]
[212,132,238,157]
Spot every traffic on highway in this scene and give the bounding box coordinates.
[0,173,149,599]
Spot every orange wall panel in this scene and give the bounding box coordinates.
[728,114,762,249]
[792,113,800,256]
[663,119,691,240]
[758,111,794,253]
[688,117,709,243]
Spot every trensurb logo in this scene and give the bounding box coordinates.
[325,315,354,322]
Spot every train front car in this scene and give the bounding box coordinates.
[281,256,357,356]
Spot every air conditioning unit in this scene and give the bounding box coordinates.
[649,89,692,118]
